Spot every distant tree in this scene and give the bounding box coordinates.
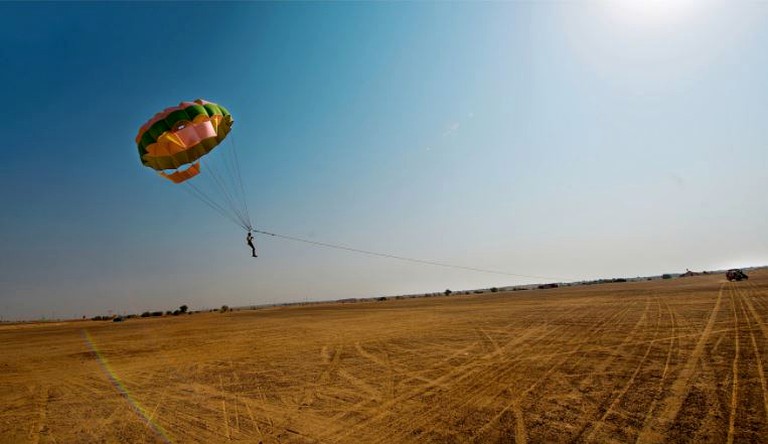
[490,287,499,293]
[151,311,163,317]
[141,311,151,318]
[172,310,181,316]
[662,274,672,279]
[179,305,188,314]
[444,289,452,296]
[220,305,230,313]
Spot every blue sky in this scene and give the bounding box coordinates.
[1,2,766,320]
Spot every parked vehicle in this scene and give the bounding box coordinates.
[726,269,749,281]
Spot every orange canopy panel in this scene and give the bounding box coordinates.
[159,162,200,184]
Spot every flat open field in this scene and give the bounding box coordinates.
[2,270,768,443]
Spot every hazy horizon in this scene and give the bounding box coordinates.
[2,1,767,320]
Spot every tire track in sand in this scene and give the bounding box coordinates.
[267,344,344,442]
[27,385,48,444]
[469,299,639,444]
[637,299,679,442]
[566,296,654,441]
[726,284,739,444]
[584,297,663,442]
[736,283,768,426]
[300,344,344,408]
[416,304,622,444]
[333,303,588,443]
[355,341,406,402]
[219,375,231,441]
[636,284,723,443]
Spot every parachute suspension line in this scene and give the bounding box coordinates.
[196,138,254,231]
[228,134,252,230]
[160,142,251,229]
[195,167,246,228]
[183,183,243,229]
[251,229,573,281]
[182,181,250,231]
[216,138,248,228]
[204,156,250,229]
[181,181,229,220]
[171,138,252,231]
[208,135,252,231]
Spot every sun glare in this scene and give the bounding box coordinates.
[602,0,700,27]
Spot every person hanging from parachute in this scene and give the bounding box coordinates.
[136,99,256,257]
[246,231,257,258]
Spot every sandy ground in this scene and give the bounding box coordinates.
[2,269,768,443]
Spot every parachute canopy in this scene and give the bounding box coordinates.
[136,99,233,183]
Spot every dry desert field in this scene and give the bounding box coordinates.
[2,269,768,443]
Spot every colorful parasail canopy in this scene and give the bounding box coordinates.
[136,99,234,183]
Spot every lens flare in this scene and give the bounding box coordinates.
[82,330,173,443]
